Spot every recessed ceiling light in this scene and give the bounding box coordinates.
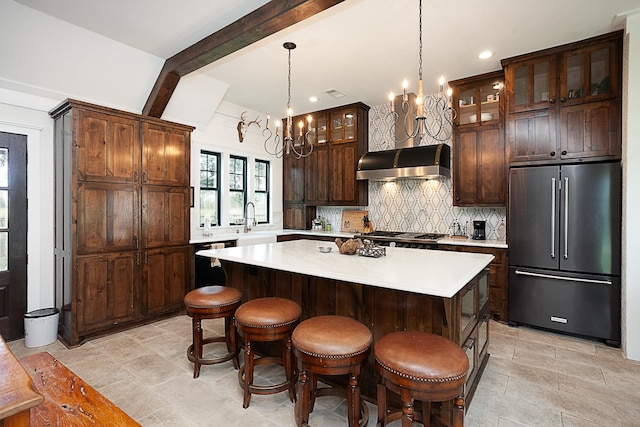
[478,51,494,60]
[309,96,318,103]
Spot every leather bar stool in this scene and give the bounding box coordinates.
[184,285,242,378]
[375,331,469,427]
[291,315,372,427]
[234,297,301,408]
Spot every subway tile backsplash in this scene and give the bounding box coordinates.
[317,100,507,240]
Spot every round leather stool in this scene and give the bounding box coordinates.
[375,331,469,427]
[184,285,242,379]
[292,315,372,427]
[235,297,301,408]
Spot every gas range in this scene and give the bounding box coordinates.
[353,231,447,249]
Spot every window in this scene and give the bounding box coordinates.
[199,150,220,227]
[254,159,270,223]
[229,155,247,224]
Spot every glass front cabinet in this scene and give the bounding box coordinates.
[502,31,622,164]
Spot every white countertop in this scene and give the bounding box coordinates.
[190,229,507,249]
[198,239,494,298]
[438,237,508,249]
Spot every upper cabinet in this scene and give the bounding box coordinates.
[284,102,369,210]
[450,71,506,207]
[502,31,622,165]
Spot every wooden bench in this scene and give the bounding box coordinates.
[19,352,140,426]
[0,336,44,426]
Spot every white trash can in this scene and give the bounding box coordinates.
[24,308,60,348]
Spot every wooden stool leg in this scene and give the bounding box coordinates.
[193,316,202,378]
[401,388,414,427]
[377,382,387,426]
[347,371,360,427]
[422,401,431,427]
[452,394,465,427]
[285,336,296,403]
[242,340,254,408]
[295,367,311,427]
[226,316,239,369]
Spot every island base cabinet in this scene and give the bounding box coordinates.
[222,260,489,422]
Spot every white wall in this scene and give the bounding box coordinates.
[189,100,283,240]
[622,12,640,360]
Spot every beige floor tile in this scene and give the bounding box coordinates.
[8,316,637,426]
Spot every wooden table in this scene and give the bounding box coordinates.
[0,336,44,426]
[19,352,140,426]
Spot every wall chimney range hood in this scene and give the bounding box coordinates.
[356,143,450,181]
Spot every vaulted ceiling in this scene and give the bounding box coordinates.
[14,0,640,116]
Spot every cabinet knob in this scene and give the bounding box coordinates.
[561,150,567,155]
[560,97,567,103]
[549,98,556,104]
[550,151,556,157]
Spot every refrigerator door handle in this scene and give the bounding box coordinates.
[514,269,613,285]
[551,178,556,258]
[564,177,569,259]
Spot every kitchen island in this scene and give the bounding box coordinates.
[198,239,493,420]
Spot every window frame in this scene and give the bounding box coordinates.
[199,150,221,228]
[254,159,270,224]
[229,155,247,224]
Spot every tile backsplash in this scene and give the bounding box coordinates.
[317,98,507,240]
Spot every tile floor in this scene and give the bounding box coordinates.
[8,317,640,426]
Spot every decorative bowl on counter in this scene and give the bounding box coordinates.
[318,246,333,253]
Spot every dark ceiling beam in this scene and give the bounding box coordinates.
[142,0,345,118]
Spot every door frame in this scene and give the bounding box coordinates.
[0,119,54,318]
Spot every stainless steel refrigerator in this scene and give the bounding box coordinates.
[508,162,621,345]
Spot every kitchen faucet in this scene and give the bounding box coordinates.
[244,201,255,233]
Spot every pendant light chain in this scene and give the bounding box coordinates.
[287,46,292,113]
[418,0,423,82]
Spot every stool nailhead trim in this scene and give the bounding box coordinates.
[297,347,369,360]
[238,319,298,329]
[376,358,467,383]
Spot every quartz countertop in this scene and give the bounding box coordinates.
[190,229,507,249]
[189,229,354,245]
[197,239,494,298]
[438,237,508,249]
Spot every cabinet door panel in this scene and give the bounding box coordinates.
[508,111,557,163]
[479,127,505,204]
[330,143,357,203]
[283,154,305,203]
[454,131,479,204]
[76,182,139,254]
[305,145,329,204]
[142,123,190,186]
[142,186,189,248]
[283,203,305,229]
[77,110,139,183]
[560,100,620,160]
[143,246,190,315]
[76,252,139,333]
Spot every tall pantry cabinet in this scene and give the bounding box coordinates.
[51,99,194,346]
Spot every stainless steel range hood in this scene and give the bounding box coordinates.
[356,143,450,181]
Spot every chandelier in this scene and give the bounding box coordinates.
[263,42,314,158]
[387,0,455,144]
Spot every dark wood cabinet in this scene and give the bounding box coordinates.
[438,244,508,322]
[75,252,138,334]
[75,109,140,184]
[502,31,622,165]
[450,71,506,206]
[51,99,194,346]
[283,102,369,229]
